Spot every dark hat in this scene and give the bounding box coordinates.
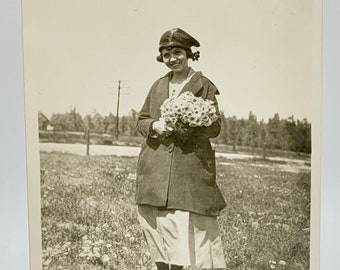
[158,28,200,52]
[157,28,200,62]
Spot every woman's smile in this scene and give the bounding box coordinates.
[169,61,182,69]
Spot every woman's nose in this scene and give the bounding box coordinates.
[169,54,177,62]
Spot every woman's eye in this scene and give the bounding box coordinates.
[163,53,170,59]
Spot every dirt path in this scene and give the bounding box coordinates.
[40,143,309,166]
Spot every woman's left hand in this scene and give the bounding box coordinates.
[152,119,174,137]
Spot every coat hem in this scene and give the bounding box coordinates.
[135,202,222,217]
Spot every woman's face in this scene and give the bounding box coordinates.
[161,47,189,73]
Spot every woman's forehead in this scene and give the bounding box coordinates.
[161,46,185,53]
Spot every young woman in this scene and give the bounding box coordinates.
[136,28,227,270]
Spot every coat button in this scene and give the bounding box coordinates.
[168,144,174,153]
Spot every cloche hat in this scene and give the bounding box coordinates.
[156,28,200,62]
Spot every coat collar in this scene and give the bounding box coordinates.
[160,70,204,97]
[152,71,204,118]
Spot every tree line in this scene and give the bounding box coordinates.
[39,108,311,154]
[218,111,311,154]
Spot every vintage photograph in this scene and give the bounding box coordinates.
[23,1,321,269]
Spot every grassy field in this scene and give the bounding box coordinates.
[40,152,310,270]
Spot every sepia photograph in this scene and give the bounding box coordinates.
[22,0,322,269]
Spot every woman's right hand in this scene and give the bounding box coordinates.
[152,119,174,137]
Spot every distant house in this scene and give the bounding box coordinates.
[38,112,50,130]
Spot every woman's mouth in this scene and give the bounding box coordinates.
[170,62,181,68]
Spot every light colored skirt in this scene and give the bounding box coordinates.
[137,205,227,269]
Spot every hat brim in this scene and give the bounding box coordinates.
[158,42,191,52]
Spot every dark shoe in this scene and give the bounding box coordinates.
[155,262,169,270]
[171,265,183,270]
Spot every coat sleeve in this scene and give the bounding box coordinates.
[136,88,158,138]
[195,81,221,138]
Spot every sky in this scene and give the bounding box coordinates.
[23,0,314,121]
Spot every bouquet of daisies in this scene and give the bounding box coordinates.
[159,91,218,142]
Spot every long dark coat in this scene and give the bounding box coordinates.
[136,71,226,216]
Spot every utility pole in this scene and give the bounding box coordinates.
[86,127,90,156]
[109,79,129,141]
[115,80,121,140]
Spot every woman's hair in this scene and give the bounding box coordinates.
[185,48,200,61]
[156,48,200,62]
